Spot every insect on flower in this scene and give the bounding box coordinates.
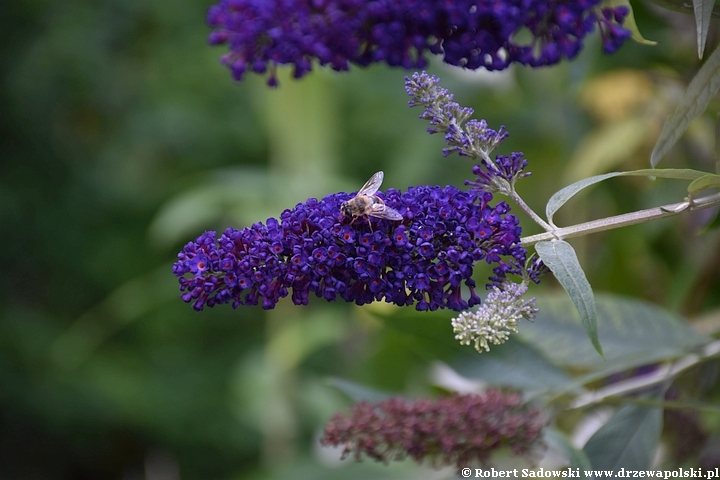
[341,171,403,230]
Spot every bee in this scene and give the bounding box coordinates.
[341,171,403,228]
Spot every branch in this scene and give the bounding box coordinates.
[520,192,720,247]
[569,338,720,410]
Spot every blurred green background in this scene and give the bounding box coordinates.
[3,0,720,478]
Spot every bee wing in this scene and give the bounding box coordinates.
[357,171,384,196]
[369,203,403,221]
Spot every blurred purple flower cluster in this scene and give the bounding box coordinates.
[320,391,546,469]
[207,0,631,85]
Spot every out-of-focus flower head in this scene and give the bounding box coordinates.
[320,391,546,469]
[207,0,632,85]
[173,185,527,311]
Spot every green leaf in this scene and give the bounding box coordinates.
[546,168,708,223]
[693,0,715,58]
[454,339,579,396]
[371,306,471,360]
[149,167,275,247]
[715,113,720,174]
[547,172,622,224]
[269,311,348,370]
[583,390,664,470]
[325,377,392,403]
[651,44,720,167]
[688,173,720,196]
[519,293,708,372]
[50,265,181,370]
[535,240,602,357]
[606,0,657,45]
[361,307,471,389]
[544,428,594,472]
[565,117,651,182]
[646,0,720,17]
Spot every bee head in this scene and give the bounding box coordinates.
[340,201,351,217]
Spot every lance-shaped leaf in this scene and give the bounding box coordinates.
[535,240,603,357]
[326,377,392,403]
[646,0,720,17]
[688,173,720,196]
[545,428,594,472]
[546,168,707,224]
[693,0,715,58]
[583,390,664,471]
[651,44,720,167]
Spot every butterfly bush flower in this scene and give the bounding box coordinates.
[174,73,548,315]
[406,72,543,276]
[406,71,549,350]
[174,186,527,311]
[406,71,532,197]
[207,0,631,85]
[452,282,539,353]
[320,391,546,469]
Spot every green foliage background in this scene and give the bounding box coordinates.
[2,0,720,478]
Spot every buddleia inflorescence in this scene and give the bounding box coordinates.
[207,0,631,85]
[320,390,546,469]
[405,71,548,351]
[174,72,547,354]
[173,185,526,312]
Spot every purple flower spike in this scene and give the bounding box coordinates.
[406,72,531,195]
[405,72,512,159]
[207,0,630,85]
[174,185,527,311]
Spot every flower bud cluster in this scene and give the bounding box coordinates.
[320,391,546,469]
[452,282,539,353]
[405,72,531,196]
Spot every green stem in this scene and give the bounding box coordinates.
[520,191,720,247]
[568,338,720,410]
[510,191,553,232]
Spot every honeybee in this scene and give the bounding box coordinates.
[341,171,403,227]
